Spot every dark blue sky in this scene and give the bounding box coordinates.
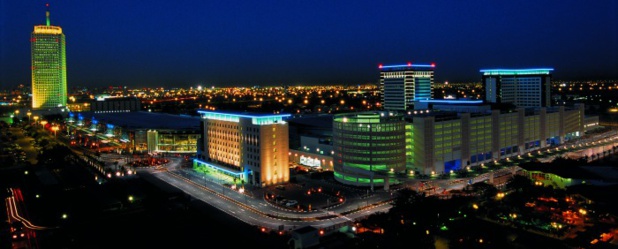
[1,1,617,89]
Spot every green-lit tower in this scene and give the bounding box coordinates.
[31,3,67,109]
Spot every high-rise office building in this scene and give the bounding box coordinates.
[379,62,435,111]
[481,68,553,108]
[195,111,291,187]
[31,4,67,109]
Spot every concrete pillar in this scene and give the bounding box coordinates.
[383,177,389,191]
[518,145,525,155]
[517,108,525,153]
[559,106,565,141]
[491,110,501,160]
[461,113,471,167]
[540,107,547,148]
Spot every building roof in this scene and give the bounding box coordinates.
[83,111,201,131]
[417,99,484,105]
[197,110,291,125]
[197,110,290,118]
[480,68,554,75]
[287,114,333,128]
[379,62,435,71]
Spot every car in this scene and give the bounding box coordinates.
[11,231,26,240]
[10,222,26,241]
[10,222,24,233]
[285,200,298,207]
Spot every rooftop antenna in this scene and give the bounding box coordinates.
[45,3,50,26]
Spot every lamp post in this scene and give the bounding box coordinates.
[52,126,59,138]
[33,116,39,127]
[26,111,32,123]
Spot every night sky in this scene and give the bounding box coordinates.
[1,0,617,89]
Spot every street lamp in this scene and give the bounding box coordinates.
[52,126,59,138]
[26,111,32,122]
[33,116,39,127]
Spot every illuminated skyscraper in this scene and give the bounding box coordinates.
[379,62,435,111]
[31,4,67,109]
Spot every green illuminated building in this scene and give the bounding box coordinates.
[31,4,67,109]
[331,105,586,189]
[333,112,406,188]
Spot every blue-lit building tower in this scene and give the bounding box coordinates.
[379,62,435,111]
[481,68,553,108]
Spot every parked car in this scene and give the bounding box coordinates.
[285,200,298,207]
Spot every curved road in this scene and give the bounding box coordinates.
[139,166,392,231]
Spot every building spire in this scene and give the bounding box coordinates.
[45,3,50,26]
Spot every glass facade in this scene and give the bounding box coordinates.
[481,68,553,108]
[380,64,435,111]
[156,132,199,152]
[414,77,432,100]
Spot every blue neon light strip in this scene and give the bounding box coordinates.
[480,68,554,75]
[194,159,243,176]
[381,64,434,69]
[418,99,484,104]
[198,110,291,125]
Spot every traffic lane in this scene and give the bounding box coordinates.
[170,169,317,218]
[141,169,367,230]
[175,165,395,219]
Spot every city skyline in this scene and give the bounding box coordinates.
[1,1,617,89]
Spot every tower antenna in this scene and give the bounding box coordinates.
[46,3,50,26]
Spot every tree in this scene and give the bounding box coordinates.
[471,182,498,199]
[38,144,73,166]
[506,175,532,192]
[391,188,423,210]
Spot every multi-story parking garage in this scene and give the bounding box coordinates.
[331,104,587,189]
